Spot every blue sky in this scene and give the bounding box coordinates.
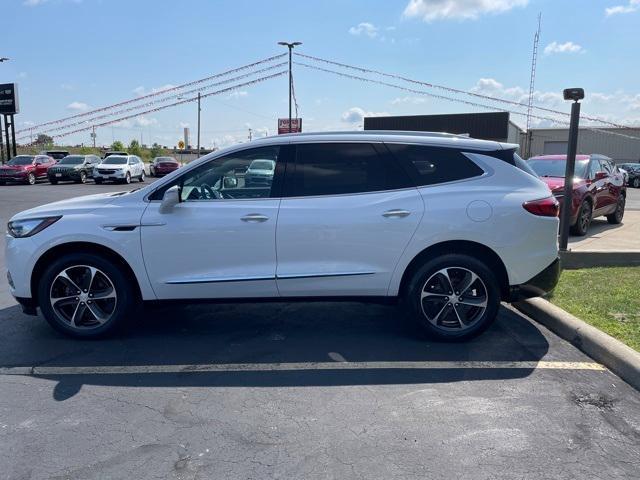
[3,0,639,148]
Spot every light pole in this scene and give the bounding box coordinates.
[178,92,201,154]
[559,88,584,252]
[278,41,302,133]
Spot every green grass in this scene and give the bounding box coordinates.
[548,267,640,351]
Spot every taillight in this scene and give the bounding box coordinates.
[523,197,560,217]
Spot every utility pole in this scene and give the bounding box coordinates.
[91,125,96,149]
[278,41,302,132]
[197,91,201,153]
[525,13,541,158]
[248,127,253,141]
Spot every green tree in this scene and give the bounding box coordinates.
[110,141,125,152]
[128,139,141,156]
[149,142,164,158]
[36,134,54,147]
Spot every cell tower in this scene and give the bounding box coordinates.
[525,13,542,157]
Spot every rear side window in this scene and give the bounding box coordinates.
[290,143,411,197]
[385,144,484,186]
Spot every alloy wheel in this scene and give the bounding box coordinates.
[27,173,35,185]
[633,178,640,188]
[579,202,592,232]
[80,171,87,183]
[49,265,117,330]
[420,267,488,331]
[615,196,625,222]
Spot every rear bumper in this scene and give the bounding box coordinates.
[507,257,561,302]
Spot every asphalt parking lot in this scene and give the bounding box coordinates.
[1,181,639,479]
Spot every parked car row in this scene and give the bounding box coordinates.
[619,163,640,188]
[0,153,182,185]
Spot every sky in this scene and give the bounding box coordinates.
[2,0,639,148]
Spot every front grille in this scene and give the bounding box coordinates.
[98,169,116,175]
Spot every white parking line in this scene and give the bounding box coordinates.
[0,360,605,376]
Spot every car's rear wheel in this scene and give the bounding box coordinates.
[607,195,625,224]
[26,173,36,185]
[570,200,592,236]
[37,253,135,338]
[402,254,500,341]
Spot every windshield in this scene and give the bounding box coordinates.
[102,157,128,165]
[527,158,589,179]
[8,156,33,166]
[249,160,274,170]
[621,163,640,172]
[58,156,84,165]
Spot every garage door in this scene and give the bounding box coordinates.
[543,141,568,155]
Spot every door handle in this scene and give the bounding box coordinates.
[382,209,411,218]
[241,213,269,223]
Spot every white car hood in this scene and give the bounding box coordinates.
[10,192,128,221]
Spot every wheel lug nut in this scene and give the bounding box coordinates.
[83,289,88,293]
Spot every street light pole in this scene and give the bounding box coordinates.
[278,41,302,133]
[197,91,201,153]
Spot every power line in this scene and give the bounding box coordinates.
[17,53,287,135]
[25,71,287,143]
[295,52,640,132]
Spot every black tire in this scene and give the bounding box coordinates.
[633,177,640,188]
[124,172,131,184]
[26,172,36,185]
[139,171,145,182]
[607,195,625,224]
[78,171,87,184]
[94,178,103,185]
[149,168,155,177]
[37,252,136,338]
[570,200,592,236]
[402,253,500,341]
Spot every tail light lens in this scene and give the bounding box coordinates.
[523,197,560,217]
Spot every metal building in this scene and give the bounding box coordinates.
[364,112,523,144]
[527,127,640,164]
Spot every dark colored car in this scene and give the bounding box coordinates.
[47,154,101,184]
[40,150,70,161]
[528,154,626,236]
[619,163,640,188]
[0,155,56,185]
[150,156,181,176]
[103,151,128,159]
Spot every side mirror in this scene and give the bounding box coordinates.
[159,185,180,213]
[594,171,608,181]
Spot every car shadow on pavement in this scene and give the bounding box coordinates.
[0,302,550,401]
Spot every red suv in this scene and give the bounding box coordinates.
[0,155,57,185]
[527,154,626,235]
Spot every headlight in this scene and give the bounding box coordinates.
[7,216,61,238]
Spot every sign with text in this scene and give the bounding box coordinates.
[0,83,19,115]
[278,118,302,134]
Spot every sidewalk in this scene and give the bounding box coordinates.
[568,210,640,252]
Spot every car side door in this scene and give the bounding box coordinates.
[275,142,423,297]
[140,145,289,299]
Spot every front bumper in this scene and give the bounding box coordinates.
[0,173,28,182]
[94,170,127,181]
[48,171,83,181]
[507,257,561,302]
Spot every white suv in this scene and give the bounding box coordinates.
[93,155,145,184]
[5,132,560,340]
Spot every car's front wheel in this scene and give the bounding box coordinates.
[139,171,145,182]
[26,173,36,185]
[37,253,136,338]
[633,177,640,188]
[124,172,131,184]
[570,200,592,236]
[402,254,500,341]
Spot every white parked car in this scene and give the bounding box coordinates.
[6,132,560,340]
[93,155,145,184]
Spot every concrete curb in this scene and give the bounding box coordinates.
[513,297,640,391]
[560,250,640,269]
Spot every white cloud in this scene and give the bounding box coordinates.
[341,107,388,124]
[605,0,639,16]
[391,96,428,105]
[228,90,248,99]
[348,22,379,38]
[66,101,89,111]
[132,84,176,96]
[23,0,48,6]
[135,116,157,127]
[403,0,528,21]
[544,41,585,55]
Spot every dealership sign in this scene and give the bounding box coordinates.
[0,83,19,115]
[278,118,302,134]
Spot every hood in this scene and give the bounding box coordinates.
[96,163,126,169]
[0,164,30,171]
[247,168,273,175]
[540,176,587,192]
[10,192,127,221]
